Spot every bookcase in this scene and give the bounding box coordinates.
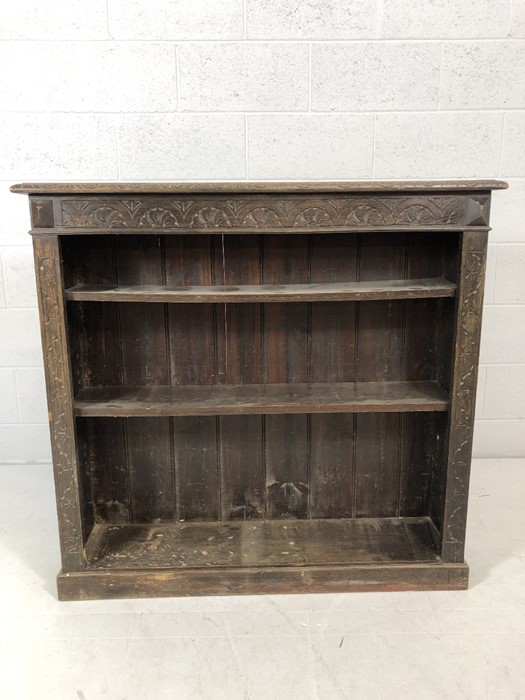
[12,180,506,600]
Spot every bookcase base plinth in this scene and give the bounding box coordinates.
[57,562,469,601]
[57,518,468,600]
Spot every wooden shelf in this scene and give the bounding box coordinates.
[64,278,457,303]
[84,517,441,570]
[73,380,450,417]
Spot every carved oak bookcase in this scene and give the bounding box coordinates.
[12,180,506,601]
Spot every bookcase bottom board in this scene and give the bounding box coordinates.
[58,517,468,600]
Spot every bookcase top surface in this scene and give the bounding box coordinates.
[10,180,508,195]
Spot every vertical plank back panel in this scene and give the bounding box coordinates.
[356,233,406,381]
[219,415,264,520]
[77,417,130,524]
[355,233,407,518]
[355,413,400,517]
[263,236,309,518]
[165,235,216,385]
[309,234,357,518]
[215,235,263,384]
[164,235,217,521]
[399,413,432,517]
[172,416,219,521]
[215,235,265,519]
[65,236,120,393]
[115,238,174,522]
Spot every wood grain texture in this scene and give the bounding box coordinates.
[215,235,265,522]
[355,413,400,518]
[308,234,357,518]
[164,235,216,385]
[219,415,265,520]
[64,278,457,303]
[76,418,130,525]
[57,562,469,600]
[173,416,219,522]
[355,234,406,519]
[53,194,466,232]
[83,517,440,569]
[441,230,488,562]
[261,236,309,518]
[309,413,354,518]
[33,235,86,572]
[12,180,507,194]
[115,238,175,524]
[73,381,450,417]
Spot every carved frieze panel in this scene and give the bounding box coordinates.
[58,194,466,230]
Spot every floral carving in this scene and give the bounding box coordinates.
[190,206,231,228]
[59,195,467,230]
[443,233,487,561]
[241,207,281,228]
[139,207,179,228]
[90,206,126,228]
[36,238,85,572]
[293,207,332,227]
[345,203,389,225]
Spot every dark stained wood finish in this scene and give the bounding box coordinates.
[219,415,265,520]
[214,235,265,523]
[309,234,357,518]
[165,236,216,386]
[73,381,450,416]
[172,416,219,522]
[355,413,400,518]
[441,230,488,562]
[309,413,354,518]
[76,418,130,525]
[33,236,86,572]
[21,180,503,600]
[64,278,457,303]
[51,194,474,232]
[57,562,469,600]
[114,238,175,524]
[262,236,309,518]
[83,517,439,569]
[12,179,507,194]
[354,234,406,519]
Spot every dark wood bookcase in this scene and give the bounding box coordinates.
[12,180,506,600]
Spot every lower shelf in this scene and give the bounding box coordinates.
[73,380,450,416]
[84,517,441,570]
[56,517,468,599]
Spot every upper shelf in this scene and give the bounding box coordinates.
[10,180,508,195]
[73,380,450,417]
[64,278,457,304]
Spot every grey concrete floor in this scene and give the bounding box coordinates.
[0,459,524,699]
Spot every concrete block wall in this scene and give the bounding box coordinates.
[0,0,524,461]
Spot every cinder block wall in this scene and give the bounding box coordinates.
[0,0,524,462]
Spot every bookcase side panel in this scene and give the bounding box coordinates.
[440,229,488,562]
[33,235,86,572]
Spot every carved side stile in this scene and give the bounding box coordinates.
[33,235,85,572]
[441,229,488,562]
